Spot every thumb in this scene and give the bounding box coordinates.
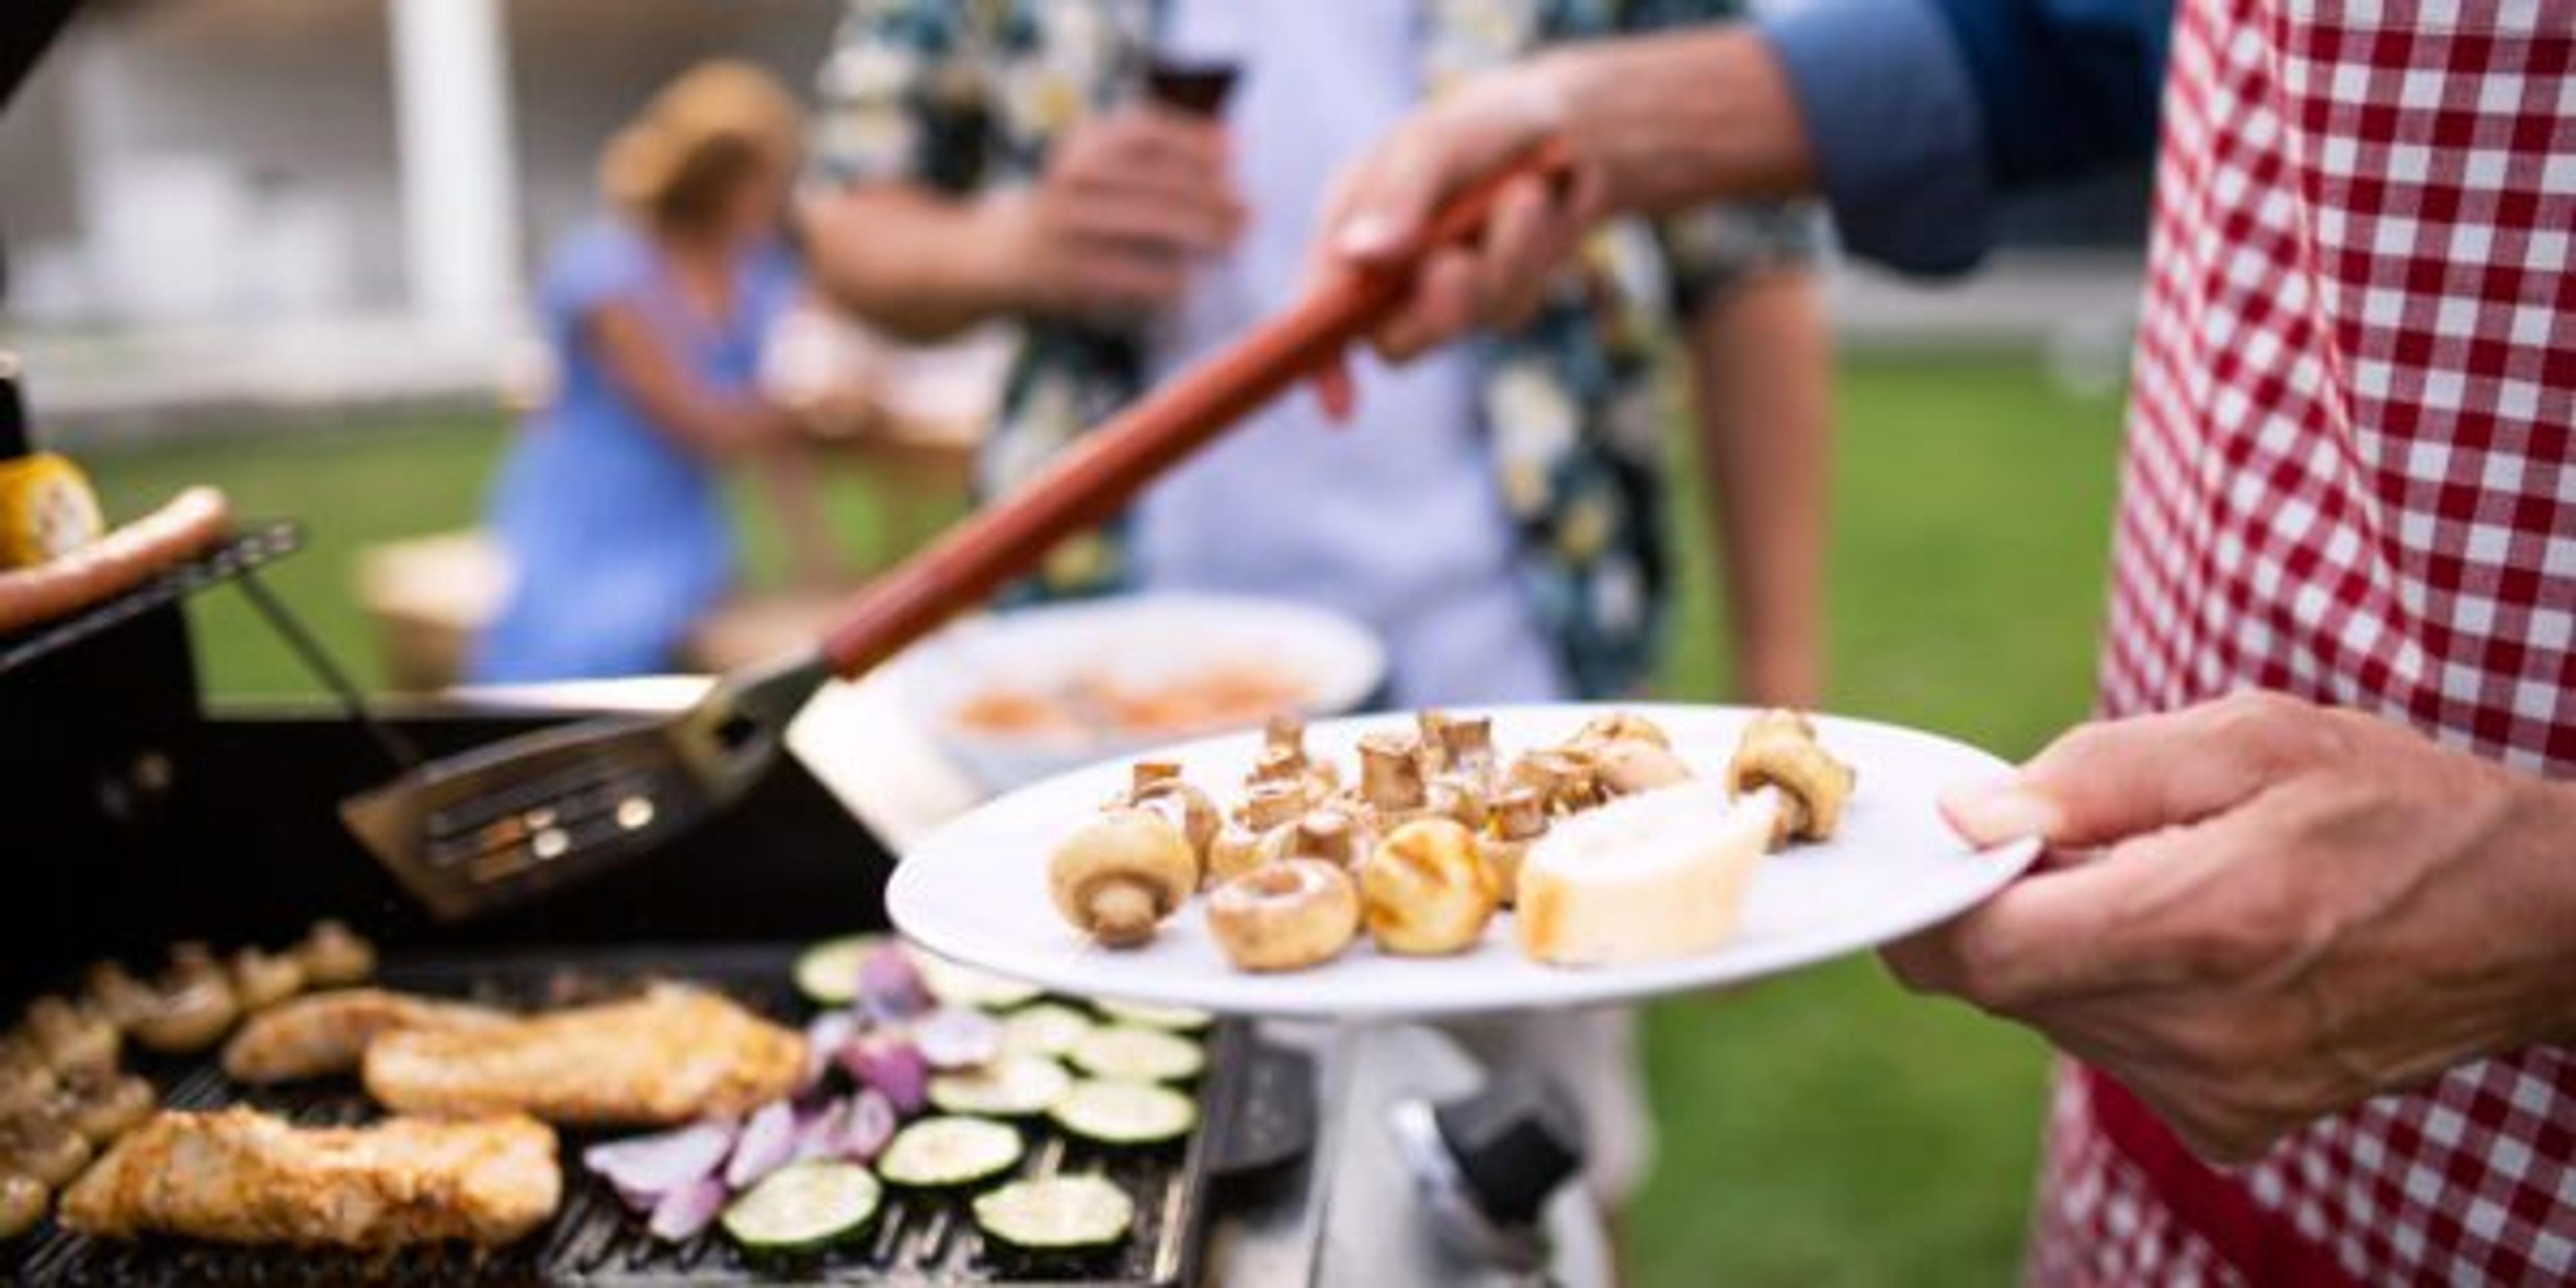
[1941,692,2343,851]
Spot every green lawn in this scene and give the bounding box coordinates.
[76,351,2124,1285]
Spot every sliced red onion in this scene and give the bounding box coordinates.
[801,1011,859,1091]
[912,1006,1001,1070]
[724,1099,797,1189]
[837,1032,928,1114]
[857,945,930,1021]
[647,1174,729,1243]
[582,1120,735,1199]
[789,1097,849,1164]
[839,1089,897,1161]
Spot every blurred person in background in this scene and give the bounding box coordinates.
[1307,3,2576,1283]
[474,62,814,682]
[797,0,1831,1228]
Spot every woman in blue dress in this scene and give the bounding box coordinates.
[474,63,807,682]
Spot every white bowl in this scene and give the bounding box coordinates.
[894,593,1386,794]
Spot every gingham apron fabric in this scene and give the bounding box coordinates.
[2029,1,2576,1283]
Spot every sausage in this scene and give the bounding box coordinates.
[0,486,229,635]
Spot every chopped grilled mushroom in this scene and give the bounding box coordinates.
[0,1111,93,1189]
[1593,738,1693,797]
[0,1170,42,1240]
[294,920,377,988]
[1479,788,1551,906]
[1356,732,1428,814]
[52,1065,153,1144]
[230,947,309,1013]
[21,998,117,1073]
[1725,709,1856,844]
[1210,781,1306,884]
[1048,808,1199,948]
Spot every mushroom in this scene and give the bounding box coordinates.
[1479,788,1550,906]
[1254,806,1369,870]
[1593,738,1693,797]
[1210,782,1307,885]
[1048,807,1200,948]
[1571,711,1671,751]
[0,1171,42,1242]
[1358,818,1499,957]
[1205,859,1361,973]
[293,919,377,988]
[230,946,308,1012]
[20,998,117,1073]
[1126,767,1219,864]
[1725,709,1856,844]
[1509,748,1603,814]
[1426,773,1491,830]
[127,953,240,1055]
[1356,731,1428,816]
[1432,713,1498,782]
[0,1111,92,1189]
[82,961,155,1031]
[52,1064,153,1144]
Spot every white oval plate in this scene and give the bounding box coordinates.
[893,592,1386,794]
[888,704,2038,1020]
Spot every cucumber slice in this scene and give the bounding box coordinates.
[877,1116,1025,1189]
[908,947,1045,1011]
[720,1161,881,1252]
[927,1055,1073,1118]
[792,933,886,1006]
[998,1004,1095,1059]
[1093,1000,1214,1032]
[1050,1079,1199,1147]
[973,1174,1135,1253]
[1068,1026,1205,1083]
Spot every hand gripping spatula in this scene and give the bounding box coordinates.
[343,142,1571,920]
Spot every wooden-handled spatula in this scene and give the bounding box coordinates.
[343,142,1573,920]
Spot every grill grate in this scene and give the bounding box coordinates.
[9,945,1245,1287]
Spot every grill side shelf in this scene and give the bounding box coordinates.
[9,945,1249,1287]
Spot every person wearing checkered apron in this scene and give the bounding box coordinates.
[1301,0,2574,1281]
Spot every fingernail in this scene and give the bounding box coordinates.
[1941,783,2061,845]
[1339,213,1399,258]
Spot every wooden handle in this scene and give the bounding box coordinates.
[819,139,1574,678]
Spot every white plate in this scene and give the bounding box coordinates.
[893,593,1386,793]
[888,704,2039,1020]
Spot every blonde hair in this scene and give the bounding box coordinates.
[598,61,803,235]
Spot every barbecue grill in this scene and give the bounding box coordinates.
[0,505,1320,1286]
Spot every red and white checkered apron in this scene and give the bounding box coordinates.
[2031,1,2576,1283]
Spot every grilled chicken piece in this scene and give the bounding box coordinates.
[59,1107,559,1248]
[364,984,804,1127]
[223,989,511,1084]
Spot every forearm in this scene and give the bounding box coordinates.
[2491,773,2576,1048]
[1532,29,1819,219]
[1685,270,1831,707]
[802,185,1026,342]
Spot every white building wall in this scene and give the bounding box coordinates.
[0,0,837,330]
